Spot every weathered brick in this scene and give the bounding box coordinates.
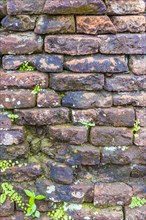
[0,70,48,89]
[90,127,133,146]
[7,0,45,15]
[0,32,43,55]
[99,34,146,54]
[113,91,146,107]
[94,182,133,206]
[105,74,146,92]
[0,143,29,160]
[129,55,146,75]
[66,145,100,166]
[111,15,145,33]
[0,163,42,182]
[77,15,116,34]
[62,91,112,109]
[35,15,75,34]
[45,35,99,55]
[37,90,61,108]
[48,125,88,145]
[72,108,135,127]
[50,73,104,91]
[43,0,107,14]
[0,113,12,130]
[64,55,128,73]
[47,161,73,184]
[36,179,94,203]
[125,206,146,220]
[131,164,146,178]
[14,108,70,125]
[0,90,36,109]
[2,54,63,72]
[101,146,146,165]
[134,128,146,147]
[0,126,24,145]
[1,15,36,31]
[68,205,123,220]
[105,0,145,15]
[136,108,146,127]
[0,199,14,217]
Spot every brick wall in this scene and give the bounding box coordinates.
[0,0,146,219]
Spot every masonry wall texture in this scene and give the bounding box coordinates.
[0,0,146,219]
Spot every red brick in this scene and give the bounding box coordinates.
[0,90,36,109]
[50,73,104,91]
[0,199,14,217]
[35,15,75,34]
[111,15,145,33]
[43,0,107,14]
[99,34,146,54]
[15,108,70,125]
[0,32,43,55]
[45,35,99,55]
[113,91,146,107]
[77,16,116,34]
[7,0,45,15]
[0,70,49,89]
[134,128,146,147]
[136,108,146,126]
[90,127,133,146]
[72,108,135,127]
[105,74,146,92]
[0,163,42,182]
[0,126,24,145]
[94,182,133,206]
[37,90,61,108]
[106,0,145,15]
[129,55,146,75]
[48,125,88,145]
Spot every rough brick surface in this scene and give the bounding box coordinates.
[0,70,49,89]
[0,90,36,109]
[45,35,99,55]
[2,54,63,72]
[105,0,145,15]
[15,108,70,125]
[77,16,116,34]
[43,0,107,14]
[64,55,128,73]
[94,182,133,206]
[105,74,146,92]
[62,91,112,108]
[0,127,24,145]
[35,15,75,34]
[99,34,146,54]
[0,33,43,55]
[48,125,88,145]
[90,127,133,146]
[50,73,104,91]
[0,0,146,218]
[72,108,135,127]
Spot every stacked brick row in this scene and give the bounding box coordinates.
[0,0,146,219]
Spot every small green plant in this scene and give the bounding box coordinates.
[132,119,141,138]
[80,121,95,128]
[48,203,73,220]
[24,190,46,218]
[0,183,25,210]
[129,196,146,208]
[19,61,34,71]
[7,114,19,122]
[0,160,27,172]
[31,85,42,95]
